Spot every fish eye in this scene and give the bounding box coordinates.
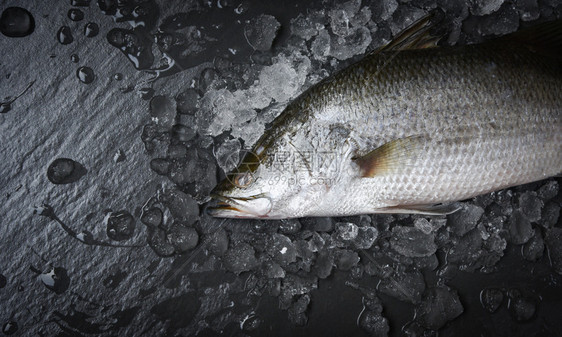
[234,172,254,188]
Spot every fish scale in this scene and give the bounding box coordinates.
[209,20,562,219]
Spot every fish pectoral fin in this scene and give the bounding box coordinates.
[378,203,461,215]
[352,136,425,177]
[373,9,444,54]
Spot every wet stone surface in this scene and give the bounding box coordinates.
[0,1,561,336]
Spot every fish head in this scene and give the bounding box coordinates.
[208,148,309,219]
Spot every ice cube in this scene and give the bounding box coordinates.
[167,224,199,253]
[290,13,319,41]
[313,250,334,279]
[538,180,558,201]
[447,204,485,237]
[469,0,504,15]
[267,233,297,267]
[335,249,359,270]
[522,228,544,261]
[330,26,372,60]
[215,138,241,173]
[222,243,259,274]
[539,202,560,229]
[371,0,399,21]
[417,286,464,330]
[545,228,562,275]
[378,269,425,304]
[311,29,331,60]
[508,209,533,245]
[390,226,437,257]
[244,14,280,51]
[518,191,543,222]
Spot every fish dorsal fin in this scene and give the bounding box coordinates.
[352,136,424,177]
[374,10,444,54]
[497,19,562,59]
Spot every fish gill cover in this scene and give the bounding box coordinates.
[0,0,561,336]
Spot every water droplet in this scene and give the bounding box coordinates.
[113,73,123,80]
[68,8,84,21]
[71,0,91,6]
[77,66,95,84]
[70,54,79,63]
[0,274,6,288]
[47,158,87,184]
[2,321,18,335]
[57,26,73,44]
[84,22,99,37]
[0,7,35,37]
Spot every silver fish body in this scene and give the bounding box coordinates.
[209,21,562,219]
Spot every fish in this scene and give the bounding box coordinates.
[208,13,562,219]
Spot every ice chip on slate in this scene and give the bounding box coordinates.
[334,222,359,243]
[538,180,558,201]
[149,158,170,176]
[508,209,533,244]
[279,274,318,310]
[518,191,543,222]
[311,29,331,60]
[288,294,310,326]
[389,5,426,36]
[354,226,378,249]
[448,229,483,267]
[448,204,484,236]
[46,158,87,184]
[167,224,198,253]
[162,189,199,225]
[314,250,334,279]
[469,0,504,15]
[243,14,280,51]
[515,0,540,21]
[328,0,361,37]
[147,227,175,257]
[545,228,562,275]
[105,210,136,241]
[330,26,372,60]
[480,288,504,313]
[208,227,229,256]
[290,14,319,41]
[264,261,286,279]
[359,310,389,337]
[141,207,163,227]
[371,0,398,21]
[335,249,359,270]
[413,217,433,235]
[390,226,437,257]
[479,4,520,37]
[176,88,200,115]
[215,138,241,173]
[267,233,297,267]
[379,269,425,304]
[223,243,258,274]
[539,202,560,228]
[417,286,464,330]
[522,228,544,261]
[38,266,70,294]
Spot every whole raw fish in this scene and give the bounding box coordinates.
[208,15,562,219]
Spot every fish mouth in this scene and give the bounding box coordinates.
[207,193,272,218]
